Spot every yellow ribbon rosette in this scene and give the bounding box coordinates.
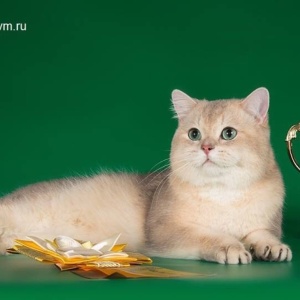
[9,234,207,279]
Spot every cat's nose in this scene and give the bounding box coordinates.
[201,144,215,155]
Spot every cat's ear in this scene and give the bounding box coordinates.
[171,89,197,119]
[242,87,269,124]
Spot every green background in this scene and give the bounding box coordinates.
[0,0,299,299]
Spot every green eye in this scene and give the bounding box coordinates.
[221,127,237,140]
[188,128,201,141]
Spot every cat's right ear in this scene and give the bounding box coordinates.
[171,90,197,120]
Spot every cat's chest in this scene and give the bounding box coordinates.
[176,186,253,237]
[197,186,244,203]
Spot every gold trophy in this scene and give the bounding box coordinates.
[286,123,300,171]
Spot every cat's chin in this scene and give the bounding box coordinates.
[200,164,227,177]
[201,156,239,170]
[199,157,227,171]
[201,159,216,167]
[173,163,235,187]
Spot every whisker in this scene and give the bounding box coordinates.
[168,161,193,186]
[149,160,192,214]
[151,167,187,218]
[148,158,171,172]
[138,162,170,186]
[139,158,169,183]
[140,165,170,187]
[139,157,190,187]
[148,174,170,214]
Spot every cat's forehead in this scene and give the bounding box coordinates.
[189,99,243,127]
[200,100,233,118]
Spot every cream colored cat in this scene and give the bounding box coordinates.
[0,87,292,264]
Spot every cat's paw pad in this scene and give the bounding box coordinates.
[250,243,292,262]
[216,245,252,264]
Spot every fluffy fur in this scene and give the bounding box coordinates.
[0,87,292,264]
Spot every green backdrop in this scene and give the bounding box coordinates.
[0,0,299,299]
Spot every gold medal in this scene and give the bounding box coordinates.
[286,123,300,171]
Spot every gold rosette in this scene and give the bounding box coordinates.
[8,234,207,279]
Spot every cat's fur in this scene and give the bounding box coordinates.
[0,87,292,264]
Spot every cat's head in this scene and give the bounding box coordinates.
[170,88,273,187]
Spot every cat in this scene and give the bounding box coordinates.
[0,87,292,264]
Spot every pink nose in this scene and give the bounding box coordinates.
[202,144,214,155]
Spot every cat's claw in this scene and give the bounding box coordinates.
[250,243,292,262]
[216,245,252,264]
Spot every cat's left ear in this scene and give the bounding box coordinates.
[171,89,197,120]
[242,87,269,124]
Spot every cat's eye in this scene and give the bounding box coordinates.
[221,127,237,140]
[188,128,201,141]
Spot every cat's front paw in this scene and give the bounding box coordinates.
[215,244,252,264]
[250,243,292,262]
[0,242,9,255]
[0,237,14,255]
